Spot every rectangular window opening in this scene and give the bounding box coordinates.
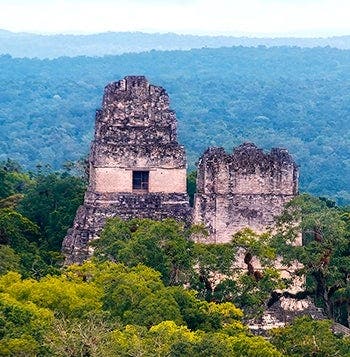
[132,171,149,192]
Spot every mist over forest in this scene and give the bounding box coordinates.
[2,29,350,58]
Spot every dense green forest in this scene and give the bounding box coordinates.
[1,46,350,203]
[2,29,350,58]
[1,160,350,355]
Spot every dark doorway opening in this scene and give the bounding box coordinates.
[132,171,149,192]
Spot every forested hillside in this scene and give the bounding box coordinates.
[2,29,350,58]
[1,46,350,203]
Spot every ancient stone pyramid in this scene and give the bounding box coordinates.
[63,76,191,264]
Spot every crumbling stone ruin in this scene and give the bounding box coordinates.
[192,144,314,327]
[63,76,300,264]
[250,296,325,334]
[62,76,191,264]
[193,143,300,243]
[62,75,322,329]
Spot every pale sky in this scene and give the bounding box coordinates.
[0,0,350,37]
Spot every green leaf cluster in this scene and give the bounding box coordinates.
[0,162,85,278]
[0,262,283,356]
[274,194,350,325]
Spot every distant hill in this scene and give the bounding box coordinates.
[1,46,350,204]
[2,29,350,58]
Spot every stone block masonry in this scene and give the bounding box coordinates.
[62,76,191,264]
[193,143,299,243]
[192,144,316,328]
[62,75,315,328]
[63,76,299,266]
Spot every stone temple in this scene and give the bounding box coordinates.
[62,76,191,264]
[63,75,299,264]
[62,76,324,329]
[193,143,299,244]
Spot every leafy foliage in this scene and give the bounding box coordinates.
[19,172,85,251]
[0,160,32,201]
[270,316,350,356]
[274,194,350,325]
[2,46,350,202]
[0,278,54,356]
[0,262,286,356]
[0,246,20,275]
[94,219,287,319]
[93,218,195,286]
[187,170,197,206]
[0,162,84,278]
[0,159,350,354]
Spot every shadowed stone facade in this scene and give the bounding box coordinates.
[62,76,191,264]
[193,143,299,243]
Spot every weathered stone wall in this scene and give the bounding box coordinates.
[193,143,299,243]
[193,143,311,329]
[91,167,186,193]
[61,75,315,330]
[63,76,298,266]
[63,76,191,264]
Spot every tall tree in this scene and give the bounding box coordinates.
[274,194,350,325]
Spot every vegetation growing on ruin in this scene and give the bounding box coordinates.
[1,161,350,355]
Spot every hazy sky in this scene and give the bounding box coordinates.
[1,0,349,37]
